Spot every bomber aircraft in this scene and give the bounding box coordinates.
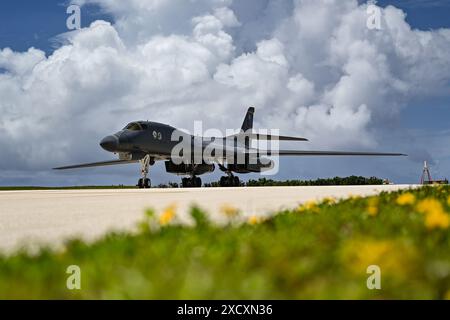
[54,107,406,188]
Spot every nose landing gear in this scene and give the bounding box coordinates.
[138,178,151,189]
[137,155,154,189]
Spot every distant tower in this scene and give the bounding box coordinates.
[420,161,433,185]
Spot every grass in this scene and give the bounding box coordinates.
[1,186,450,299]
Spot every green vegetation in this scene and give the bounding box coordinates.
[1,186,450,299]
[0,176,383,191]
[204,175,383,187]
[244,176,384,187]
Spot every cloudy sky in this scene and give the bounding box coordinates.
[0,0,449,186]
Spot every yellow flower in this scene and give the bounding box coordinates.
[416,198,450,230]
[159,204,177,226]
[367,205,378,217]
[366,197,379,217]
[425,209,450,230]
[248,215,262,225]
[349,194,361,201]
[304,200,317,210]
[340,238,417,278]
[322,197,337,205]
[416,198,442,214]
[220,204,240,218]
[297,200,323,213]
[396,193,416,206]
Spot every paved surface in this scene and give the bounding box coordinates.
[0,185,417,253]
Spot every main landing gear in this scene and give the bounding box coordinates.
[182,176,202,188]
[219,174,240,187]
[217,164,241,187]
[137,155,154,189]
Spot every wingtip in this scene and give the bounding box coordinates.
[291,137,309,142]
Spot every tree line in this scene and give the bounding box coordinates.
[203,176,384,187]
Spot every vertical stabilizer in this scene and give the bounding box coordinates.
[241,107,255,132]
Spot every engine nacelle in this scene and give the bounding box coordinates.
[227,158,274,173]
[165,161,215,176]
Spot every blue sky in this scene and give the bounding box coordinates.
[0,0,449,186]
[377,0,450,29]
[0,1,111,54]
[1,1,449,54]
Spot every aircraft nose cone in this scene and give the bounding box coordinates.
[100,135,118,152]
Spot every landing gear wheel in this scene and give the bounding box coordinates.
[138,178,151,188]
[220,176,227,187]
[182,177,202,188]
[181,178,189,188]
[137,155,152,189]
[220,175,240,187]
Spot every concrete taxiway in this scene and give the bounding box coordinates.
[0,185,417,252]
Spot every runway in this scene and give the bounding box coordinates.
[0,185,417,253]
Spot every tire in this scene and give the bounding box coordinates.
[220,176,227,187]
[195,177,202,188]
[234,176,240,187]
[144,178,151,188]
[137,178,144,189]
[182,178,192,188]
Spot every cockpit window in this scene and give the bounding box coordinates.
[125,122,143,131]
[140,123,149,130]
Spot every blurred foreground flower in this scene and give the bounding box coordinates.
[322,197,337,205]
[425,209,450,230]
[366,198,379,217]
[416,198,450,230]
[159,204,177,226]
[297,200,319,213]
[220,204,240,218]
[396,193,416,206]
[248,215,262,225]
[349,194,362,201]
[340,238,418,278]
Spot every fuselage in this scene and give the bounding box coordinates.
[99,120,254,166]
[100,121,182,157]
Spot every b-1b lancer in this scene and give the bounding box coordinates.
[54,107,406,188]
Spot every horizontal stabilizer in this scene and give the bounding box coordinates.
[53,159,139,170]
